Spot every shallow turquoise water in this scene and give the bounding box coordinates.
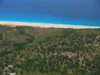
[0,0,100,27]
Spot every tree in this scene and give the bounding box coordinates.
[0,70,3,75]
[20,70,23,74]
[11,68,15,72]
[61,67,68,74]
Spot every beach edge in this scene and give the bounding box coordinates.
[0,21,100,29]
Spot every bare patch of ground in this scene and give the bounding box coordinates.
[61,51,77,58]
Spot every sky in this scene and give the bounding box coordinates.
[0,0,100,26]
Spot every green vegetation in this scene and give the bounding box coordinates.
[0,33,3,40]
[0,26,100,75]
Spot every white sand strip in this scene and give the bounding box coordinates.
[0,21,100,29]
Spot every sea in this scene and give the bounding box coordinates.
[0,0,100,27]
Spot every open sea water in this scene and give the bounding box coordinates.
[0,0,100,27]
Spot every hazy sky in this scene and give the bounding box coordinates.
[0,0,100,20]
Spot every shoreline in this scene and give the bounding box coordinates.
[0,21,100,29]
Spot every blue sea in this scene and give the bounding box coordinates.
[0,0,100,27]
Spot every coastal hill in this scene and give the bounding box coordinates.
[0,25,100,75]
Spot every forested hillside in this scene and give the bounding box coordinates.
[0,25,100,75]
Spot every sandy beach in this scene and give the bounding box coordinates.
[0,21,100,29]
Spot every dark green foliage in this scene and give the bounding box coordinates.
[11,68,15,72]
[26,38,33,43]
[18,30,26,35]
[0,33,3,40]
[0,50,13,57]
[13,42,27,50]
[91,54,100,74]
[0,70,3,75]
[16,26,26,35]
[20,70,24,74]
[0,26,100,75]
[2,40,13,46]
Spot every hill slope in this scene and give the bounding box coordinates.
[0,26,100,75]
